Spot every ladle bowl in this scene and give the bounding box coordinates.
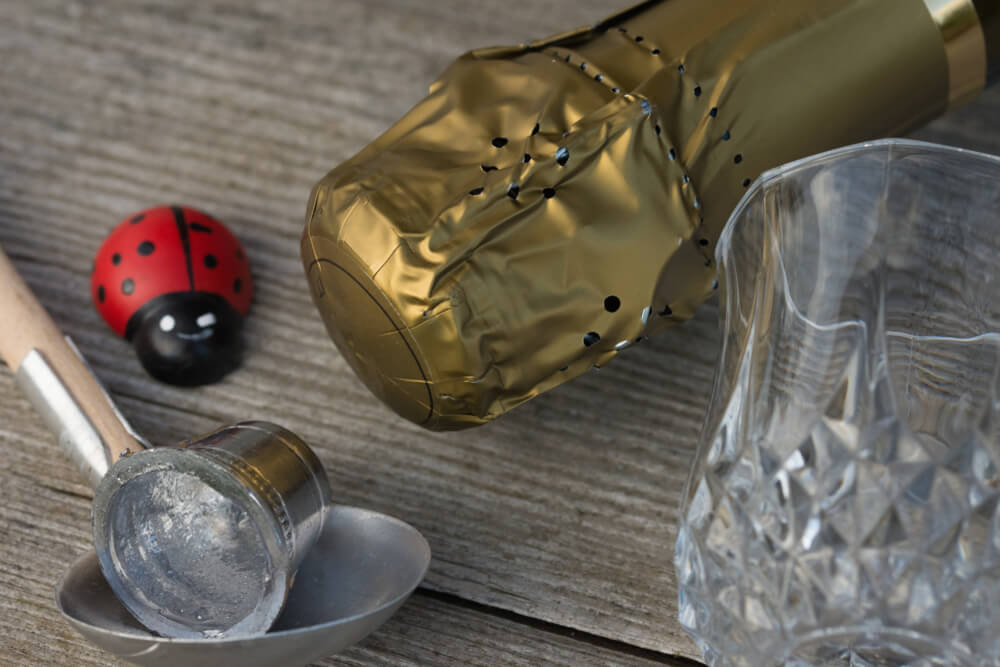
[58,505,431,667]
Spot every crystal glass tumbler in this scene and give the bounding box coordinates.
[675,140,1000,666]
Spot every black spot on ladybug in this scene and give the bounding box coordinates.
[112,253,122,266]
[97,285,106,303]
[130,213,145,224]
[204,254,218,269]
[604,296,621,312]
[234,278,243,294]
[583,331,601,347]
[137,241,155,256]
[491,137,508,148]
[189,222,213,233]
[122,278,135,295]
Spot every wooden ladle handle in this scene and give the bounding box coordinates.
[0,246,141,481]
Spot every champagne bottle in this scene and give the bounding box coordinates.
[303,0,997,429]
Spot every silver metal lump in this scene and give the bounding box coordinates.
[92,421,331,639]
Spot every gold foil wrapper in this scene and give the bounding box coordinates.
[303,0,987,429]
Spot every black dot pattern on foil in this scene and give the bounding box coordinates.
[668,148,677,160]
[693,86,702,97]
[523,153,532,163]
[531,123,540,136]
[492,137,508,148]
[129,214,145,224]
[655,125,661,136]
[97,285,106,303]
[743,178,751,188]
[543,187,556,199]
[659,305,672,317]
[112,252,122,266]
[699,238,709,247]
[137,241,155,256]
[709,107,718,118]
[734,154,743,164]
[595,74,603,82]
[604,296,621,312]
[584,331,601,347]
[634,35,644,43]
[121,278,135,295]
[482,165,498,173]
[507,184,520,200]
[556,148,569,166]
[580,62,587,71]
[204,254,218,269]
[651,48,660,55]
[469,187,484,196]
[234,278,243,294]
[678,64,686,74]
[722,130,731,141]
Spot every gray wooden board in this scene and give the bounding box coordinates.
[0,0,998,664]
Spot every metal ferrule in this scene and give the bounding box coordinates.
[15,345,147,489]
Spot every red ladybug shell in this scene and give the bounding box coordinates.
[92,206,253,337]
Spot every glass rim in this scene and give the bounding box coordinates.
[718,138,1000,260]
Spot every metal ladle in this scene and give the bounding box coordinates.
[0,246,430,665]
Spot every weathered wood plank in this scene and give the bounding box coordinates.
[1,0,998,665]
[0,429,687,667]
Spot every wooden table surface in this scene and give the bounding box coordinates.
[1,1,998,665]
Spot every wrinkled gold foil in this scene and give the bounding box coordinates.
[303,0,989,429]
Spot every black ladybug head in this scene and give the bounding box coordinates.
[126,292,243,386]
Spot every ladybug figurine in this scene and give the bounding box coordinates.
[92,206,253,386]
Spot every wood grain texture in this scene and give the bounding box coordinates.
[0,0,998,665]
